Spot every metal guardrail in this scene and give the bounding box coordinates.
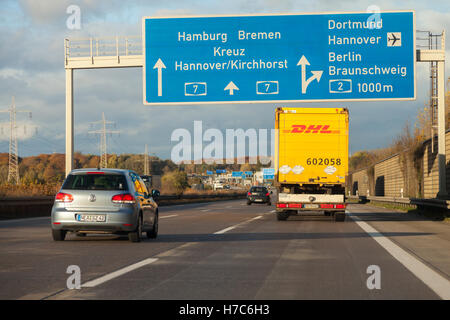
[346,195,450,210]
[64,36,142,60]
[0,192,247,220]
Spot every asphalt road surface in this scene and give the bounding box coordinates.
[0,199,449,300]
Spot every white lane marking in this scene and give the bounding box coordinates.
[348,212,450,300]
[214,215,263,234]
[200,209,210,212]
[82,258,158,288]
[159,215,178,219]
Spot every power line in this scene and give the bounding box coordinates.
[88,112,120,168]
[0,96,31,184]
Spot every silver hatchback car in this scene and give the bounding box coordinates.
[51,168,159,242]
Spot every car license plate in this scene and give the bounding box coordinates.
[76,214,106,222]
[254,199,263,202]
[304,204,319,209]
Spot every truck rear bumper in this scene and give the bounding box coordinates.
[276,203,346,211]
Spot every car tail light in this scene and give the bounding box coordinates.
[112,193,135,204]
[334,204,346,209]
[265,192,270,196]
[320,204,334,209]
[55,192,73,203]
[87,171,104,174]
[276,203,287,208]
[288,203,302,208]
[248,192,252,196]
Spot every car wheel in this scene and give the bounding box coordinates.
[52,229,66,241]
[276,211,289,221]
[146,213,158,239]
[267,201,271,206]
[128,214,142,242]
[247,201,252,205]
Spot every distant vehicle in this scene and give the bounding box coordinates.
[274,107,348,221]
[140,175,152,189]
[247,186,272,205]
[51,168,159,242]
[223,184,231,190]
[213,182,224,190]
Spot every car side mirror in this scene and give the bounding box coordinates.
[151,189,160,198]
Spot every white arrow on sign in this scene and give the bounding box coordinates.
[297,55,323,94]
[153,58,166,97]
[224,81,239,95]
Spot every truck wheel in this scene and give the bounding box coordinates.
[276,211,289,221]
[334,212,346,222]
[52,229,66,241]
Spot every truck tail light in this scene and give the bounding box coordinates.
[112,193,135,204]
[55,192,73,203]
[334,204,346,209]
[320,204,334,209]
[276,203,287,208]
[288,203,302,208]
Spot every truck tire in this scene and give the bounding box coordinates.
[276,211,289,221]
[334,212,346,222]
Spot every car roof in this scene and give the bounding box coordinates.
[69,168,134,175]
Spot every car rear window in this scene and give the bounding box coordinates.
[250,187,267,192]
[62,173,128,191]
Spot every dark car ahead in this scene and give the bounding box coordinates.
[51,168,159,242]
[247,186,272,205]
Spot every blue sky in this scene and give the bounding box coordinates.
[0,0,449,161]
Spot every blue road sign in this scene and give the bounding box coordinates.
[216,169,227,174]
[263,168,275,175]
[263,168,275,180]
[143,11,415,105]
[232,171,243,177]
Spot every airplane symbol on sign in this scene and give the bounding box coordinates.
[387,32,401,47]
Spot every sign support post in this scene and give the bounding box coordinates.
[417,30,446,198]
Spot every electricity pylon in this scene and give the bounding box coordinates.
[0,96,31,184]
[88,112,119,168]
[144,144,150,175]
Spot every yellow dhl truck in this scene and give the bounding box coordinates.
[274,107,349,221]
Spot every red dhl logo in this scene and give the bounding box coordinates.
[283,125,340,134]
